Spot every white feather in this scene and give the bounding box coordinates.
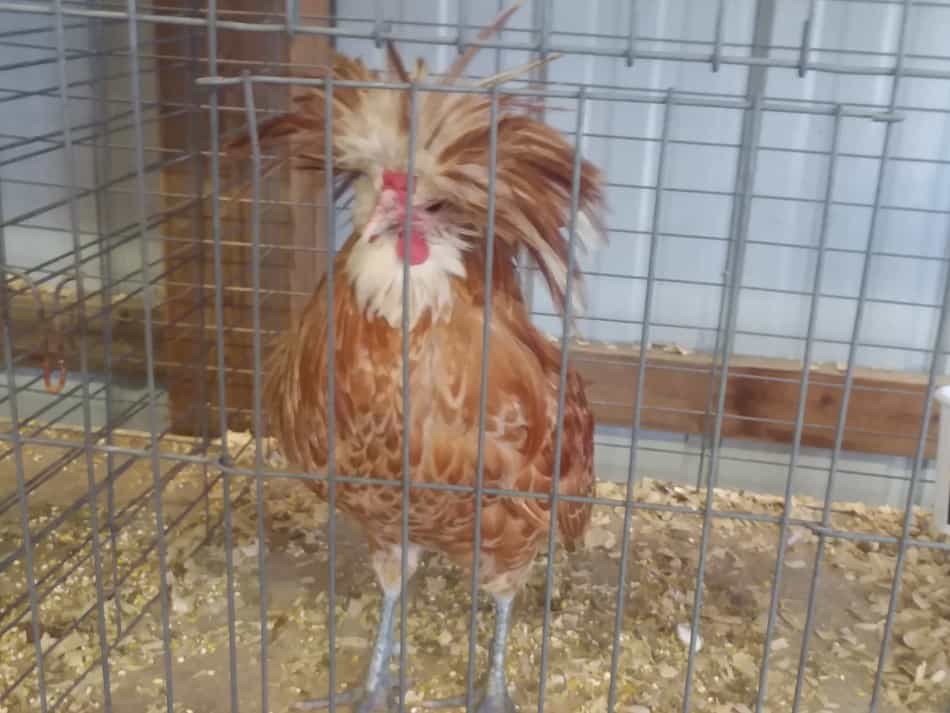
[346,227,469,329]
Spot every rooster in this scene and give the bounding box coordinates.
[226,5,606,711]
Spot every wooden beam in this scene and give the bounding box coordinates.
[154,0,332,436]
[11,284,942,459]
[288,0,333,318]
[571,341,943,459]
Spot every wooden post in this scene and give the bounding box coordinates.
[156,1,332,436]
[288,1,333,317]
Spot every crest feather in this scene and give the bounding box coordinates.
[223,2,606,318]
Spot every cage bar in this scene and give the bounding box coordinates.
[536,84,588,713]
[605,88,675,713]
[683,93,765,713]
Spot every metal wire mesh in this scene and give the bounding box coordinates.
[1,1,949,713]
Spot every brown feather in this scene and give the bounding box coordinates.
[442,2,524,83]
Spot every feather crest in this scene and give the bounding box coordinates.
[223,2,606,317]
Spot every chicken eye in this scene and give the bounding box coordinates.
[424,201,445,214]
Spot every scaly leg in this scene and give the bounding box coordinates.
[478,593,518,713]
[297,545,420,712]
[422,593,518,713]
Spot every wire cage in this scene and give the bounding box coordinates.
[1,1,949,712]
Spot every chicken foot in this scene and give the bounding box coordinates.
[422,593,518,713]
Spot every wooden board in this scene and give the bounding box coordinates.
[13,282,943,459]
[571,341,944,459]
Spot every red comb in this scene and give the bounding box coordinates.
[382,169,410,193]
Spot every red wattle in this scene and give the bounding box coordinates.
[396,228,430,265]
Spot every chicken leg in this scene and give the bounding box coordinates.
[296,545,420,712]
[296,588,404,712]
[423,593,518,713]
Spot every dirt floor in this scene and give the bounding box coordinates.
[0,427,948,713]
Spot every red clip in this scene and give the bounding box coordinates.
[42,355,67,394]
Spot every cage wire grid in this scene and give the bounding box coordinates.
[0,1,950,713]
